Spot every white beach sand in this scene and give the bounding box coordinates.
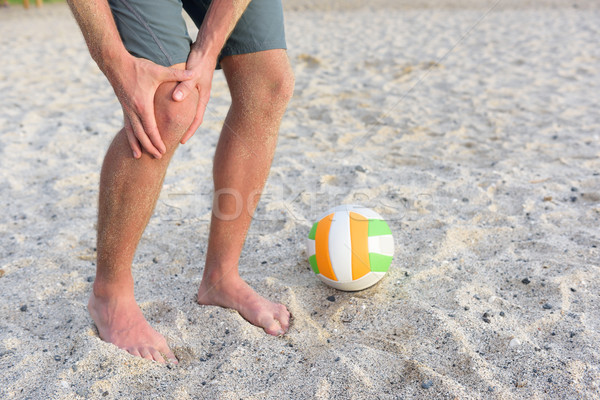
[1,1,600,398]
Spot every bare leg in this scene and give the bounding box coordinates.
[197,49,295,335]
[88,63,198,363]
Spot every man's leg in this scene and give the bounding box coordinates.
[88,63,198,363]
[197,49,295,335]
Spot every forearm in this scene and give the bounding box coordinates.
[66,0,130,77]
[191,0,252,60]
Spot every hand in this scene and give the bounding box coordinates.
[106,56,192,159]
[170,51,216,144]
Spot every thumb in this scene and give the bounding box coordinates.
[158,66,193,83]
[172,80,195,102]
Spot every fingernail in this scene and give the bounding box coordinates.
[174,90,183,101]
[132,150,138,158]
[184,70,193,78]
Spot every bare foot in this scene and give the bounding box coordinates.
[197,272,291,336]
[88,292,177,364]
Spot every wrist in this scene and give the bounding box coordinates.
[190,32,221,63]
[188,46,219,71]
[94,46,133,81]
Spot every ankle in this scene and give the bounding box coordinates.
[92,277,134,299]
[201,264,241,287]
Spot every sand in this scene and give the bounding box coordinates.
[1,1,600,399]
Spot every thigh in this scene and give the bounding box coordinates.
[109,0,192,67]
[183,0,287,69]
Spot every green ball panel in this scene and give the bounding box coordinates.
[308,254,319,274]
[369,253,393,272]
[308,222,318,240]
[368,219,392,237]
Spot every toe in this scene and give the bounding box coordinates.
[157,342,178,364]
[277,306,291,332]
[150,348,166,364]
[166,350,178,364]
[140,348,154,361]
[127,348,142,358]
[263,318,285,336]
[279,318,290,332]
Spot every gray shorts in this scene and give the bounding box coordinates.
[108,0,287,68]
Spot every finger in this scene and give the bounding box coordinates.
[124,117,142,159]
[137,101,166,156]
[180,98,207,144]
[125,104,162,158]
[155,64,193,83]
[131,118,161,159]
[172,80,195,102]
[149,348,166,364]
[179,122,197,145]
[130,111,162,159]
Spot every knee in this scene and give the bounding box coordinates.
[265,65,295,110]
[154,82,198,152]
[235,64,295,115]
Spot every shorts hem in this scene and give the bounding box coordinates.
[217,41,287,68]
[167,56,190,67]
[221,41,287,57]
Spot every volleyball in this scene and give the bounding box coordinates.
[307,205,394,291]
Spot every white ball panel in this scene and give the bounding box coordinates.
[316,204,383,222]
[306,238,316,257]
[344,205,384,220]
[317,271,386,291]
[328,210,352,282]
[367,234,394,256]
